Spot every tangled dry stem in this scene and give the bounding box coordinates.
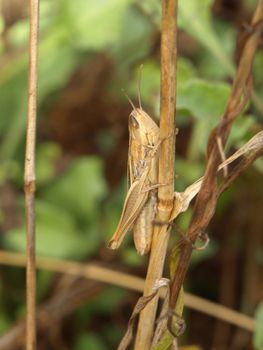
[169,0,263,313]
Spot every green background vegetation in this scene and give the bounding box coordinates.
[0,0,263,349]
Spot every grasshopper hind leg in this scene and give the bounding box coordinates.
[133,192,157,255]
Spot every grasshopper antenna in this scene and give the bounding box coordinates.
[138,64,143,109]
[122,88,137,112]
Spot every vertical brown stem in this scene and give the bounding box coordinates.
[134,1,177,348]
[24,1,39,349]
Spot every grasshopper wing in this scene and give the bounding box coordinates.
[108,171,149,250]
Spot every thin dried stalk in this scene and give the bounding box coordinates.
[24,1,40,349]
[134,1,177,348]
[0,250,255,347]
[0,279,104,350]
[169,0,263,312]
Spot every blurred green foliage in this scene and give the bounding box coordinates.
[254,302,263,350]
[0,0,262,348]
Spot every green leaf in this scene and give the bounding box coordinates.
[0,70,27,132]
[177,58,197,84]
[177,79,230,121]
[0,71,27,159]
[36,142,62,186]
[178,0,234,75]
[38,43,77,101]
[41,157,108,223]
[129,60,229,126]
[104,178,126,241]
[0,29,78,159]
[74,333,107,350]
[4,199,88,259]
[228,115,255,149]
[197,20,236,80]
[65,0,133,50]
[8,19,29,48]
[128,60,160,115]
[254,302,263,350]
[138,0,161,27]
[129,57,197,118]
[177,210,193,232]
[178,78,231,156]
[112,5,154,68]
[8,1,58,48]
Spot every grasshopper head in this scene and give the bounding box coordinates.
[129,108,159,147]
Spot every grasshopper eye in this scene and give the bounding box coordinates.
[129,115,139,129]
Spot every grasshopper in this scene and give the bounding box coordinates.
[108,96,160,255]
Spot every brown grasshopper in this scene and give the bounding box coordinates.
[108,87,263,255]
[108,96,160,255]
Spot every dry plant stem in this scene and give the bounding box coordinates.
[0,279,104,350]
[134,1,177,348]
[169,0,263,311]
[0,282,254,350]
[24,1,40,349]
[0,250,255,337]
[1,154,261,348]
